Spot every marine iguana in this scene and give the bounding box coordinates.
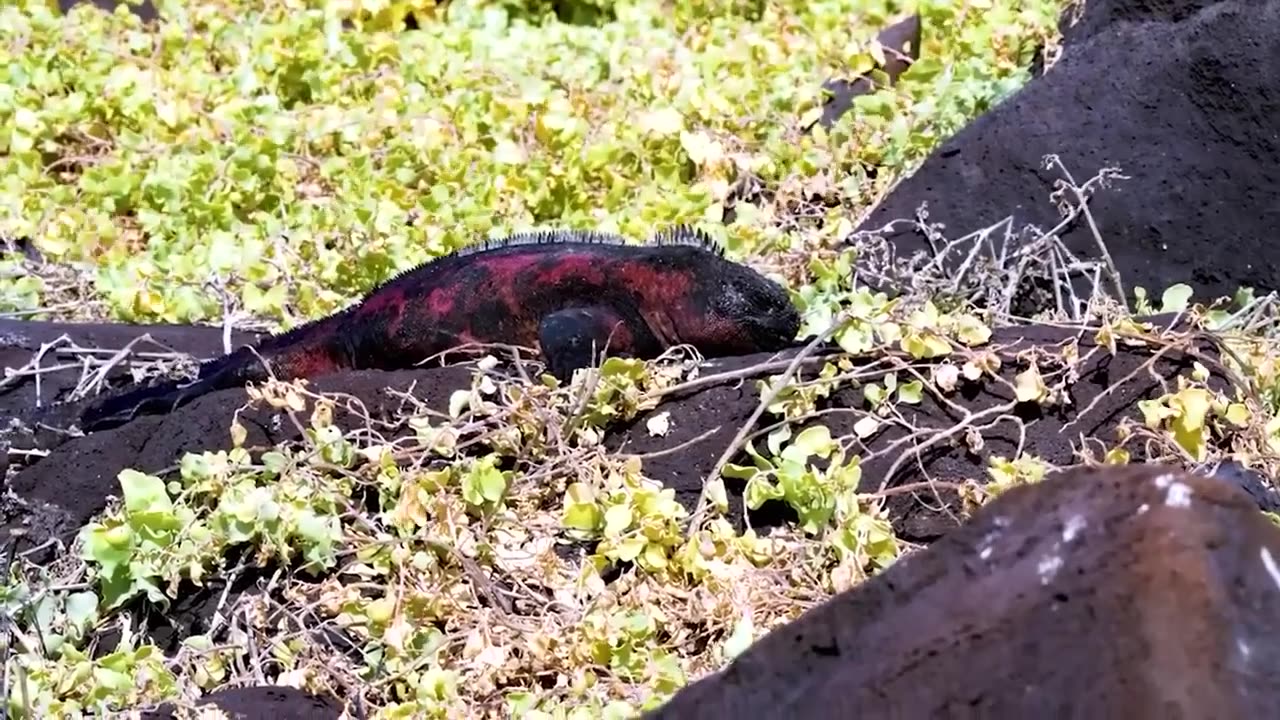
[79,226,802,430]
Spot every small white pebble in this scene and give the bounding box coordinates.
[1062,514,1087,543]
[976,529,1000,562]
[1038,553,1063,585]
[1137,503,1150,515]
[1261,547,1280,591]
[1165,481,1193,508]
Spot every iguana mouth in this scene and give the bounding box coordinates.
[749,312,801,349]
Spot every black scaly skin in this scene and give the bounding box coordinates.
[80,226,802,431]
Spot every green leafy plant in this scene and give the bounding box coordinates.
[4,0,1065,326]
[2,0,1075,713]
[2,578,178,717]
[562,457,689,573]
[1137,373,1253,462]
[1133,282,1195,316]
[722,424,899,571]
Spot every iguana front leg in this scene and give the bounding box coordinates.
[537,306,662,382]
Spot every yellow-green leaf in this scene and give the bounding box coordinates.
[952,314,992,346]
[1013,366,1047,404]
[1225,403,1252,427]
[897,380,923,404]
[603,504,633,537]
[1103,447,1130,465]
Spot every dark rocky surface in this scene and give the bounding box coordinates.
[2,313,1217,562]
[1209,459,1280,513]
[852,0,1280,305]
[0,318,262,418]
[138,685,346,720]
[19,0,1280,716]
[646,463,1280,718]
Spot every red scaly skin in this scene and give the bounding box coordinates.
[80,226,802,430]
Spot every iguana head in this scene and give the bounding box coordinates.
[699,256,802,352]
[637,228,801,355]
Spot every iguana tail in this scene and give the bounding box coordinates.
[79,347,261,431]
[80,328,350,431]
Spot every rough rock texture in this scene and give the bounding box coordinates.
[645,463,1280,719]
[1059,0,1225,43]
[0,318,262,417]
[612,313,1229,542]
[0,318,263,479]
[852,0,1280,304]
[138,685,345,720]
[2,360,471,564]
[1210,459,1280,513]
[3,313,1270,713]
[5,310,1245,670]
[1,312,1227,559]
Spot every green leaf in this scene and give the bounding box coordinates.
[507,691,539,718]
[1160,283,1194,313]
[642,542,668,569]
[835,320,875,355]
[720,463,761,480]
[1225,403,1251,427]
[704,477,729,513]
[865,383,885,408]
[118,469,173,515]
[603,702,638,720]
[952,314,992,346]
[81,523,133,578]
[493,139,526,166]
[781,425,835,463]
[613,537,646,562]
[1104,447,1131,464]
[766,425,792,457]
[853,416,880,438]
[901,331,952,359]
[638,107,684,136]
[563,483,602,532]
[449,390,473,418]
[1013,366,1047,404]
[603,504,633,537]
[897,380,923,404]
[1138,398,1175,428]
[65,592,100,635]
[1168,387,1212,461]
[744,475,784,510]
[462,456,508,507]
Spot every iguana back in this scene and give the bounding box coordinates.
[80,226,801,430]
